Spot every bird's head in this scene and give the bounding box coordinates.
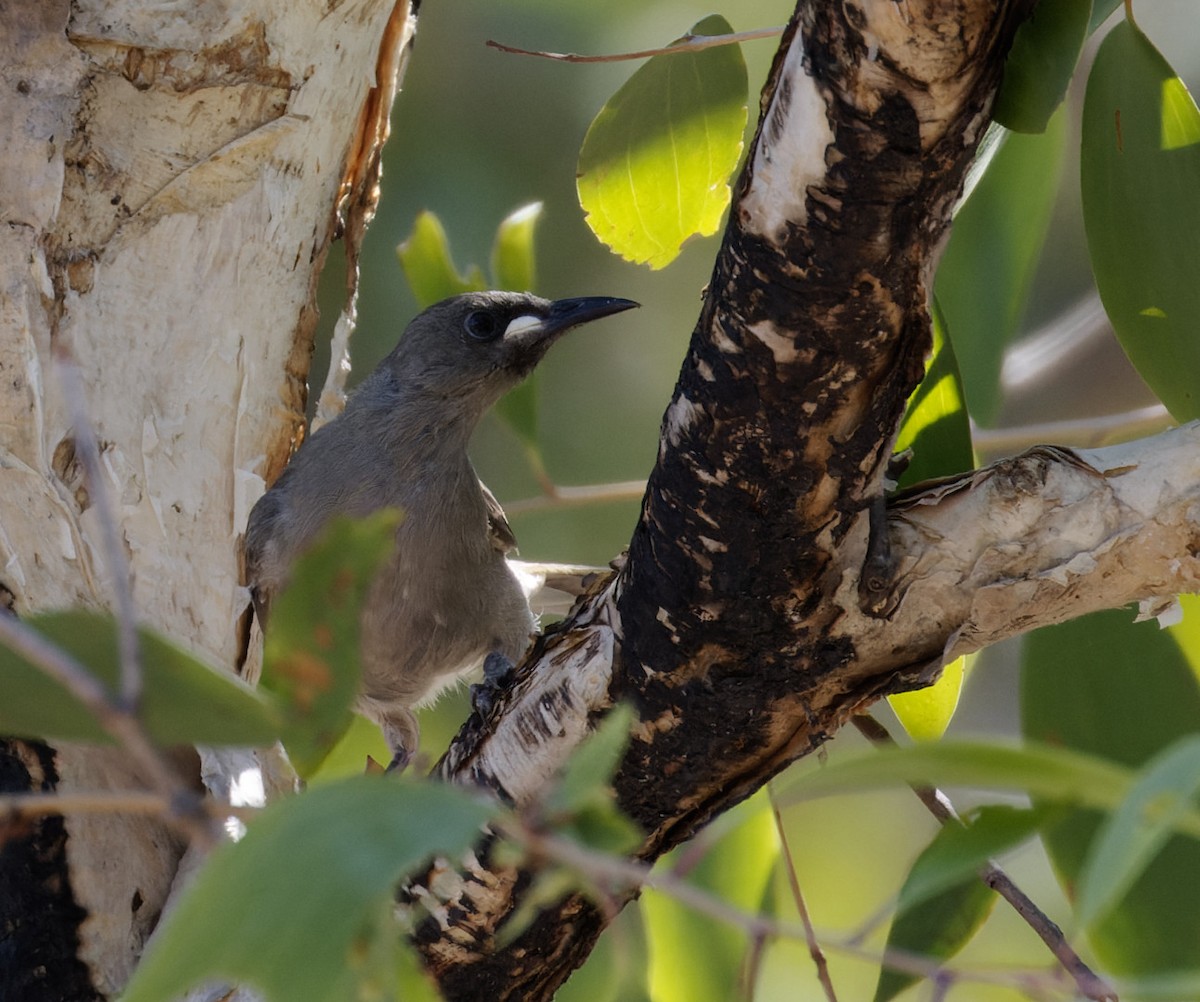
[385,291,639,415]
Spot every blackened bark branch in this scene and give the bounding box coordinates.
[410,2,1049,998]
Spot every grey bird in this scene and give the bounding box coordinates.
[243,291,638,769]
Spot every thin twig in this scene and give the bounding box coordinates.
[851,714,1118,1002]
[0,614,217,847]
[503,479,646,517]
[486,26,784,65]
[0,790,259,824]
[503,820,1080,997]
[972,406,1171,458]
[769,783,839,1002]
[53,347,143,711]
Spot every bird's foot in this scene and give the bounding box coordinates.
[379,708,419,775]
[470,651,516,719]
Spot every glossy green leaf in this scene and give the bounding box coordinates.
[643,792,776,1002]
[122,776,496,1002]
[873,864,996,1002]
[1081,20,1200,421]
[261,511,399,778]
[1076,735,1200,929]
[993,0,1090,133]
[936,112,1066,424]
[577,14,747,270]
[396,210,486,308]
[0,610,279,746]
[779,740,1200,840]
[1022,605,1200,975]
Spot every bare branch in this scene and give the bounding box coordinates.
[485,27,783,64]
[53,348,144,711]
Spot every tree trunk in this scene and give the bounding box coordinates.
[0,1,415,996]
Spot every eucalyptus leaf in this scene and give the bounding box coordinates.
[993,0,1090,133]
[1081,19,1200,421]
[1022,605,1200,975]
[396,210,486,308]
[0,610,279,747]
[260,511,400,778]
[577,14,747,269]
[873,873,996,1002]
[121,776,496,1002]
[887,303,973,739]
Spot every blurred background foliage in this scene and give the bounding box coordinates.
[302,1,1200,998]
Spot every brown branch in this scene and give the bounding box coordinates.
[851,715,1119,1002]
[769,785,838,1002]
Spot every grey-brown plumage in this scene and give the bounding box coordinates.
[243,291,637,768]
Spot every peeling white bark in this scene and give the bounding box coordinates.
[1,0,409,991]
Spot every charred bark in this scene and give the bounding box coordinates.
[412,2,1043,998]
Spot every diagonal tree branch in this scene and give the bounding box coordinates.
[403,2,1097,998]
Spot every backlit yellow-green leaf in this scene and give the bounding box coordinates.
[396,211,485,308]
[888,304,972,739]
[577,15,747,270]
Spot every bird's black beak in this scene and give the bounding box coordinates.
[499,296,638,377]
[540,296,640,337]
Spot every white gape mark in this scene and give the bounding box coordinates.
[740,30,834,240]
[505,314,542,336]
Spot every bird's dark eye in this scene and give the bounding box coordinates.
[464,310,501,341]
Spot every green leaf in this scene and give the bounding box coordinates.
[886,657,966,743]
[887,306,973,739]
[546,704,634,816]
[896,805,1050,914]
[546,705,641,855]
[0,611,279,746]
[122,776,496,1002]
[643,792,777,1002]
[873,867,996,1002]
[936,112,1066,424]
[1081,19,1200,421]
[261,511,400,778]
[1089,0,1122,32]
[893,301,973,492]
[577,14,747,270]
[779,740,1200,840]
[1022,605,1200,976]
[993,0,1091,133]
[396,211,486,308]
[490,201,542,293]
[1076,735,1200,929]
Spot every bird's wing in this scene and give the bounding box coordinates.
[480,480,519,554]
